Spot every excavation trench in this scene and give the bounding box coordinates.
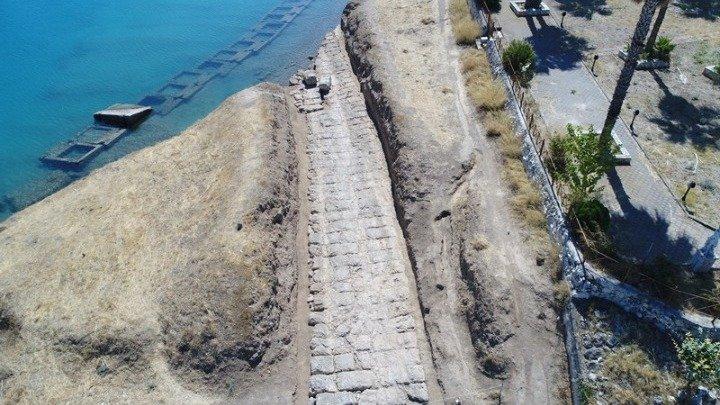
[293,29,440,404]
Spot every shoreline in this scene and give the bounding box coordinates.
[0,0,347,223]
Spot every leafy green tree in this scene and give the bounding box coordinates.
[675,333,720,389]
[554,125,613,202]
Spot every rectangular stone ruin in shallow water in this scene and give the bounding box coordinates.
[41,125,128,169]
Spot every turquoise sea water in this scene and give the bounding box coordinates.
[0,0,346,220]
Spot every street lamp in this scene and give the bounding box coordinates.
[591,55,599,74]
[630,109,640,130]
[561,11,567,27]
[682,181,697,203]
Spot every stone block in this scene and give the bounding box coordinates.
[404,383,430,403]
[315,392,357,405]
[93,104,152,127]
[319,76,332,94]
[336,370,375,391]
[509,1,551,16]
[303,70,318,88]
[310,355,335,375]
[703,66,720,83]
[309,374,337,395]
[334,353,357,372]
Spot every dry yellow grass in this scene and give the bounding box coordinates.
[449,0,480,45]
[462,50,508,112]
[485,111,514,138]
[460,49,547,232]
[467,78,507,111]
[601,345,682,404]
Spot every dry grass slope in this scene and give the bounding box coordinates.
[458,46,569,307]
[0,84,299,403]
[449,0,481,45]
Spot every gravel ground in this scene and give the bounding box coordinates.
[546,0,720,227]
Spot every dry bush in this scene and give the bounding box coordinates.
[485,111,513,137]
[553,281,571,308]
[453,17,481,45]
[460,49,486,73]
[467,78,507,111]
[499,131,523,160]
[602,345,682,404]
[450,0,480,45]
[471,235,490,251]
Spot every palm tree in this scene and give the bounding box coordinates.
[600,0,662,156]
[645,0,671,54]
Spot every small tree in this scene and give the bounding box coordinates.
[525,0,543,8]
[675,333,720,389]
[502,40,537,85]
[552,125,614,232]
[554,125,613,202]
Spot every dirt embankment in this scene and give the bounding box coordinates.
[343,0,568,402]
[0,83,300,403]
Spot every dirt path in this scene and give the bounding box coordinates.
[292,29,440,404]
[442,7,569,404]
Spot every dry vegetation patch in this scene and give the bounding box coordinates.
[449,0,480,45]
[601,345,683,404]
[459,48,568,305]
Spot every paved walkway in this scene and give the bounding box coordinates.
[495,3,718,267]
[293,30,432,404]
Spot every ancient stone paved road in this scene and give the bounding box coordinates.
[293,30,432,404]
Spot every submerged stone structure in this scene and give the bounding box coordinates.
[93,104,152,127]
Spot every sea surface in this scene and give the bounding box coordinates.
[0,0,346,220]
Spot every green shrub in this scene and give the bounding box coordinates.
[653,36,676,62]
[715,64,720,75]
[554,125,613,203]
[502,40,537,85]
[675,333,720,389]
[570,198,610,232]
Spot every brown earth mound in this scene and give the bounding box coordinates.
[0,83,299,403]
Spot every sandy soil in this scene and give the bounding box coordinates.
[0,84,301,403]
[343,0,569,402]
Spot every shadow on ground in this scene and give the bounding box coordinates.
[600,170,720,316]
[554,0,611,19]
[606,169,694,264]
[524,16,592,73]
[648,71,720,151]
[675,0,720,21]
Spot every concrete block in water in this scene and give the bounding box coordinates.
[303,70,318,88]
[77,126,128,147]
[93,104,152,127]
[319,76,332,94]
